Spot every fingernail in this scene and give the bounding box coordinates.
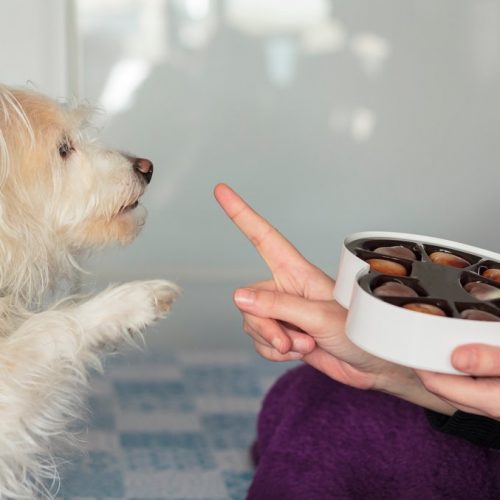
[289,352,304,360]
[454,349,476,371]
[234,288,256,306]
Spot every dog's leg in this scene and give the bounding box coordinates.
[0,280,179,498]
[64,279,180,353]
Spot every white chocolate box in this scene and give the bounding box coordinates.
[334,231,500,374]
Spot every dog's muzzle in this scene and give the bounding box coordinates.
[133,158,153,184]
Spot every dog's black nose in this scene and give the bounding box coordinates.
[133,158,153,184]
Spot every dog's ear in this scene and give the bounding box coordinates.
[0,88,8,185]
[0,128,6,185]
[0,86,35,186]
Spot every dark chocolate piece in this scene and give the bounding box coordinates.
[374,245,416,261]
[464,282,500,301]
[402,303,447,317]
[429,251,470,269]
[483,268,500,283]
[460,309,500,322]
[373,281,418,298]
[366,259,408,277]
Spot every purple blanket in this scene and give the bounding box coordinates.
[248,365,500,499]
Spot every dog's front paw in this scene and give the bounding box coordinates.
[143,279,181,317]
[72,280,180,341]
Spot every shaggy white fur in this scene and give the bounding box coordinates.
[0,85,179,498]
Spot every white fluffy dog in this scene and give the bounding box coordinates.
[0,85,179,498]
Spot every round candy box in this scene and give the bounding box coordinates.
[334,232,500,374]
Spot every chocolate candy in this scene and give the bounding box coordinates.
[373,281,418,298]
[460,309,500,322]
[429,251,470,269]
[464,282,500,301]
[366,259,408,276]
[402,303,447,317]
[374,245,416,261]
[483,268,500,283]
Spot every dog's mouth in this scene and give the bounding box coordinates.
[119,200,140,214]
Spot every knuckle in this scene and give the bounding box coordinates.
[254,342,280,361]
[242,317,259,335]
[313,302,335,331]
[254,342,273,360]
[464,347,499,375]
[268,348,283,361]
[242,323,252,336]
[483,349,500,374]
[254,289,278,317]
[263,289,278,312]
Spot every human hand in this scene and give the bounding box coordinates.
[214,183,454,414]
[417,344,500,419]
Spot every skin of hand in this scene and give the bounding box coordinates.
[214,183,454,415]
[416,344,500,419]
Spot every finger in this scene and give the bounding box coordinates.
[435,395,484,417]
[416,370,500,419]
[452,344,500,376]
[234,287,345,338]
[250,333,308,361]
[416,371,488,416]
[214,183,309,274]
[254,341,304,362]
[243,313,316,354]
[243,314,291,354]
[247,280,276,291]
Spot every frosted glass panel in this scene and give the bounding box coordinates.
[77,1,500,347]
[0,0,68,96]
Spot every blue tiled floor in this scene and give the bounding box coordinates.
[57,350,295,499]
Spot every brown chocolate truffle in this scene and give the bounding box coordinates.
[402,303,447,317]
[460,309,500,322]
[374,245,416,261]
[366,259,408,277]
[464,282,500,301]
[373,281,418,298]
[483,268,500,283]
[429,251,470,269]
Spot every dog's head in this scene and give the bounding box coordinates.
[0,85,153,300]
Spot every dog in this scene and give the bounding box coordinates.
[0,85,179,498]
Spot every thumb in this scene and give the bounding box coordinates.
[452,343,500,376]
[234,287,343,337]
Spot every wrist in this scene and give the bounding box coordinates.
[375,368,455,415]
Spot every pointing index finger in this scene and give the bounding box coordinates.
[214,183,307,274]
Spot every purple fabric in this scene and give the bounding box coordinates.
[248,365,500,499]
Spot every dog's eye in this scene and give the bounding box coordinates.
[58,140,74,159]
